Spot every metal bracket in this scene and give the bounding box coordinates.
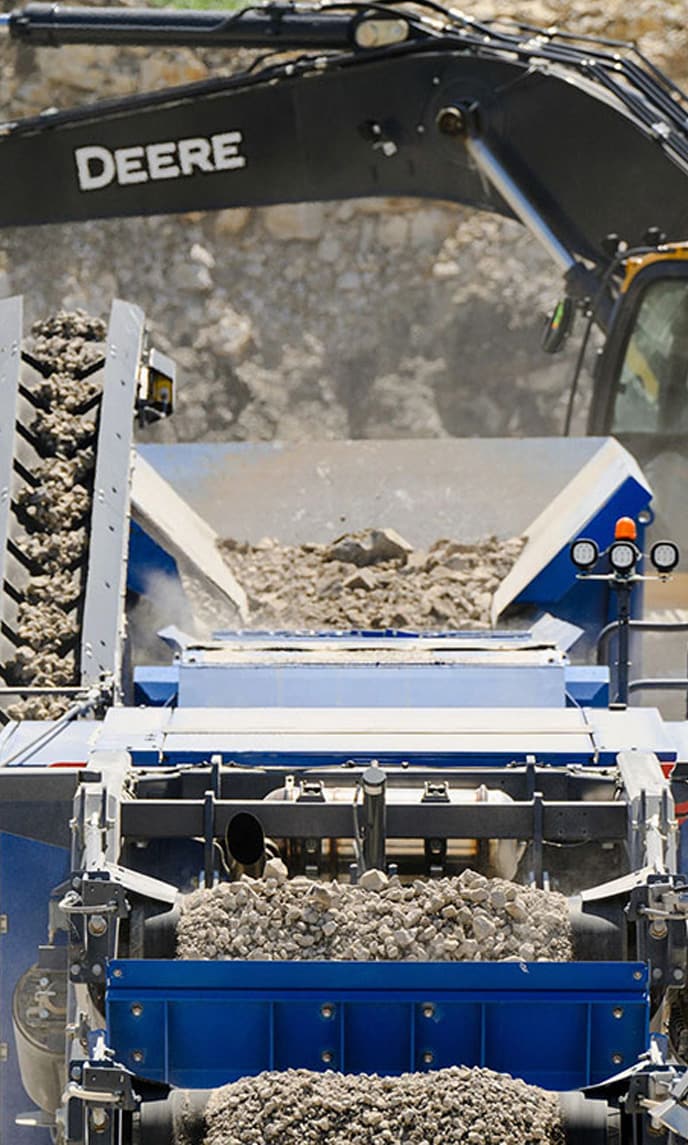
[627,875,688,1004]
[62,873,129,986]
[65,1061,138,1145]
[617,750,678,873]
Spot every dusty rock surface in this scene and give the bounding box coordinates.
[2,312,105,719]
[0,2,684,446]
[217,529,525,630]
[177,868,573,962]
[204,1065,564,1145]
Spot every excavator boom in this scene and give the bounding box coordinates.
[1,2,687,273]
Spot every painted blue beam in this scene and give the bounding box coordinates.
[107,959,648,1091]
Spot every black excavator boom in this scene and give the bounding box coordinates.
[0,1,687,276]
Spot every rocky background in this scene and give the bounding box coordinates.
[0,0,685,446]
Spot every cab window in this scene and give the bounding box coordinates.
[612,278,688,435]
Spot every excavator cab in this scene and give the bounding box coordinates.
[591,250,688,446]
[588,251,688,550]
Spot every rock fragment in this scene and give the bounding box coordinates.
[357,868,388,891]
[325,527,414,567]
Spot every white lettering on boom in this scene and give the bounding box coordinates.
[74,131,247,191]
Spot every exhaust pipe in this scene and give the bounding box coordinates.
[225,811,265,867]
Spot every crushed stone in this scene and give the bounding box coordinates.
[216,530,526,631]
[204,1065,564,1145]
[177,869,572,962]
[2,312,105,720]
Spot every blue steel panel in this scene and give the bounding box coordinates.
[517,480,650,606]
[177,663,566,710]
[0,834,70,1144]
[565,667,609,708]
[134,666,179,707]
[127,519,179,598]
[157,747,608,768]
[107,960,648,1091]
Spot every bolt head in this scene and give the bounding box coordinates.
[90,1108,109,1133]
[321,1050,333,1064]
[423,1051,434,1064]
[436,106,465,137]
[422,1004,435,1019]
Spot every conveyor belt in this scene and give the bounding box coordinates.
[0,298,143,719]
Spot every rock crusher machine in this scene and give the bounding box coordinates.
[1,4,688,1143]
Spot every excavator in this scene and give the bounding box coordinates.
[2,5,688,1145]
[2,0,688,461]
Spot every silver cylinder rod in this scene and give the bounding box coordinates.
[464,134,577,276]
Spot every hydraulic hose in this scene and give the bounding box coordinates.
[7,4,356,49]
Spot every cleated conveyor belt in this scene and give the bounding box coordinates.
[0,297,144,720]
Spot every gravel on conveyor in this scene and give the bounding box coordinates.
[217,528,526,631]
[3,312,106,721]
[204,1065,564,1145]
[177,867,573,963]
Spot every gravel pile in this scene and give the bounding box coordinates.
[217,529,525,630]
[177,867,572,962]
[3,312,106,720]
[204,1065,564,1145]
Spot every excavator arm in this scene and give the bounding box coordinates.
[2,1,688,276]
[4,2,688,454]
